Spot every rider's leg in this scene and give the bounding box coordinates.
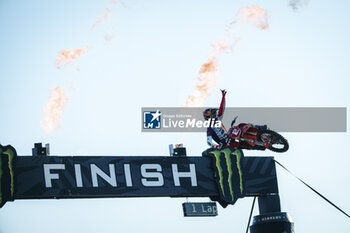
[254,124,267,130]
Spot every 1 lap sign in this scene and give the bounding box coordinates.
[182,202,218,217]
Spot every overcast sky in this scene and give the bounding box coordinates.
[0,0,349,232]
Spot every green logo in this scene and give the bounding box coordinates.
[206,148,244,205]
[0,144,16,207]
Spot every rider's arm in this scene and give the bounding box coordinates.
[217,89,226,119]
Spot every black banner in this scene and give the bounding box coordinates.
[0,145,279,208]
[15,155,216,198]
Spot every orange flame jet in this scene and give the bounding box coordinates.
[184,5,268,107]
[41,86,68,134]
[55,48,87,69]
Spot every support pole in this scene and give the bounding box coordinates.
[250,194,294,233]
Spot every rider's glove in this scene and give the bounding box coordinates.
[220,89,227,96]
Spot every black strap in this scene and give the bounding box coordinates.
[246,196,256,233]
[274,159,350,219]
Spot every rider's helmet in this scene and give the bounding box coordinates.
[203,108,218,120]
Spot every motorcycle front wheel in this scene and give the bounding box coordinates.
[257,129,289,153]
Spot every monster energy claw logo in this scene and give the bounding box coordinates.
[206,148,244,205]
[0,144,16,207]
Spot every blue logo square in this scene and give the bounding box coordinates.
[143,110,162,129]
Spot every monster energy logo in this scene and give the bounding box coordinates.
[0,145,16,206]
[208,148,244,204]
[0,148,2,205]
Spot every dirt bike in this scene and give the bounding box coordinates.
[224,117,289,153]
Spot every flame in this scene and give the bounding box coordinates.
[41,86,68,134]
[91,0,117,30]
[183,36,239,107]
[42,2,118,133]
[92,8,112,30]
[184,57,218,107]
[55,48,86,69]
[184,5,268,107]
[236,5,269,30]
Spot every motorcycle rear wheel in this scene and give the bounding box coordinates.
[257,129,289,153]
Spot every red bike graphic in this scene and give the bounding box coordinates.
[225,117,289,153]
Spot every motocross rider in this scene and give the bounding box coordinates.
[204,90,268,149]
[203,89,227,149]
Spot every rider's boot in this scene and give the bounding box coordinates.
[254,125,268,130]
